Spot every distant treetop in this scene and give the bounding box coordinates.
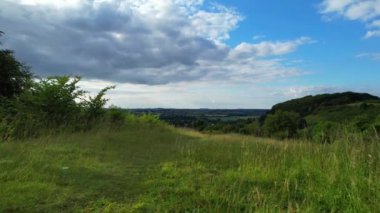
[269,92,380,117]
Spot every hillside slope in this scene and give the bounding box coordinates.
[267,92,380,128]
[0,123,379,212]
[270,92,380,117]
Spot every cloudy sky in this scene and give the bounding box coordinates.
[1,0,379,108]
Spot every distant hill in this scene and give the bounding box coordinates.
[131,108,268,118]
[265,92,380,128]
[269,92,380,117]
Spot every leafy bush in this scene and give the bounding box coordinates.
[139,113,161,124]
[84,85,115,124]
[0,76,115,140]
[107,106,126,127]
[242,120,262,136]
[263,110,302,139]
[20,76,84,123]
[311,121,338,143]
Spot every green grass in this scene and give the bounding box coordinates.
[1,123,379,212]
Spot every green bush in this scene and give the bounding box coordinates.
[311,121,338,143]
[263,110,302,139]
[139,113,161,124]
[242,120,262,136]
[0,76,115,140]
[84,85,115,124]
[107,106,126,127]
[350,115,373,132]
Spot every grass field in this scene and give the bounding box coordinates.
[0,122,379,212]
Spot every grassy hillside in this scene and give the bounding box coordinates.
[1,122,379,212]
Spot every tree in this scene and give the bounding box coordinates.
[0,32,32,99]
[0,31,3,45]
[263,110,301,139]
[243,120,262,136]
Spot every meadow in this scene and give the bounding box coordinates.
[1,121,379,212]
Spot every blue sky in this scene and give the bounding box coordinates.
[0,0,379,108]
[223,0,380,86]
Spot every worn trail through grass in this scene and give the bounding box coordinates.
[1,123,379,212]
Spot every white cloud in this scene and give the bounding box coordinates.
[78,80,331,109]
[273,86,341,99]
[18,0,82,7]
[79,79,368,109]
[356,52,380,60]
[364,30,380,39]
[370,19,380,27]
[320,0,380,38]
[320,0,354,13]
[187,3,243,42]
[252,35,266,40]
[269,85,380,105]
[230,37,313,58]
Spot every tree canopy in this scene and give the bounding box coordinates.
[0,33,32,99]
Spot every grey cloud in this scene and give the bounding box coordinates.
[0,0,307,85]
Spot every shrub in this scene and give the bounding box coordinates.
[84,86,115,123]
[0,76,115,140]
[242,120,262,136]
[263,110,302,139]
[350,115,373,132]
[311,121,338,144]
[107,106,126,127]
[139,113,161,124]
[20,76,84,124]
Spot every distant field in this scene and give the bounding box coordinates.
[129,109,268,130]
[131,108,267,121]
[131,108,268,117]
[1,123,379,212]
[206,115,259,121]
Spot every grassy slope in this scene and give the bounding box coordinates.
[1,123,379,212]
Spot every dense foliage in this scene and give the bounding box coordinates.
[269,92,380,116]
[263,110,304,139]
[0,48,32,99]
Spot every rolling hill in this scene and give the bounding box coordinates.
[267,92,380,126]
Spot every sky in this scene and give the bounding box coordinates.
[0,0,379,109]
